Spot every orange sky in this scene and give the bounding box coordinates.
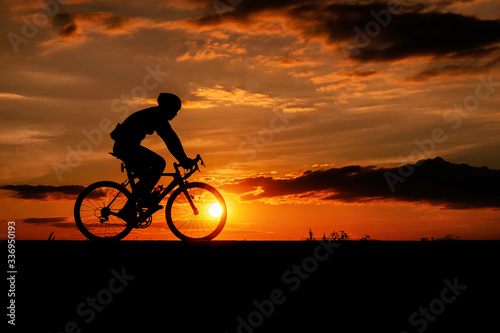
[1,0,500,240]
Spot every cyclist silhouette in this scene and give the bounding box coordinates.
[110,93,195,221]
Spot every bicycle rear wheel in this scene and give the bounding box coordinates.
[74,181,133,241]
[166,182,227,241]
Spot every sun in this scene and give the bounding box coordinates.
[209,203,223,218]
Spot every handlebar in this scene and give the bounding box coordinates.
[173,154,205,179]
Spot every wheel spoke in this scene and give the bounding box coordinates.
[167,183,226,241]
[75,183,132,241]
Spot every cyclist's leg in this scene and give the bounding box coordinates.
[125,146,166,207]
[145,151,167,211]
[141,146,166,195]
[113,143,141,220]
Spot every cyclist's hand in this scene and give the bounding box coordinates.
[181,158,196,170]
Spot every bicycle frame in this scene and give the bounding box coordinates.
[75,153,226,241]
[113,155,204,218]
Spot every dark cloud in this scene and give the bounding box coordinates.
[23,217,76,230]
[0,185,84,200]
[51,12,129,38]
[338,8,500,62]
[79,12,130,30]
[410,56,500,81]
[222,157,500,209]
[53,13,78,37]
[194,0,500,62]
[348,68,378,77]
[23,217,68,224]
[102,14,128,30]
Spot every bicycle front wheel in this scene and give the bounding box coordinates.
[74,181,133,241]
[166,182,227,241]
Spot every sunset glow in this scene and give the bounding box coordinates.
[1,0,500,241]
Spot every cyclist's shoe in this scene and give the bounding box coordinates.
[149,204,163,213]
[138,198,163,213]
[117,201,137,225]
[118,212,138,227]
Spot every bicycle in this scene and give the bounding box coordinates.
[74,154,227,241]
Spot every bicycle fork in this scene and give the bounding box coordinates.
[182,189,199,215]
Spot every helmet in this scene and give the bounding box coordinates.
[157,93,182,110]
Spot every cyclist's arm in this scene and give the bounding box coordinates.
[157,124,192,167]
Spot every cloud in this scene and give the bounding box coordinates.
[190,85,282,108]
[191,0,500,63]
[23,217,76,229]
[335,6,500,62]
[23,217,68,223]
[0,93,27,100]
[176,40,246,61]
[289,71,315,78]
[221,157,500,209]
[181,99,217,109]
[53,13,79,37]
[309,69,378,99]
[51,11,140,38]
[44,10,158,53]
[163,0,212,10]
[0,185,85,200]
[409,56,500,81]
[13,0,500,66]
[189,85,317,112]
[0,127,59,145]
[253,54,320,68]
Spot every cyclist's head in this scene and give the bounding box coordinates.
[157,93,182,119]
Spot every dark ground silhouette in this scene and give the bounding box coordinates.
[13,240,500,332]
